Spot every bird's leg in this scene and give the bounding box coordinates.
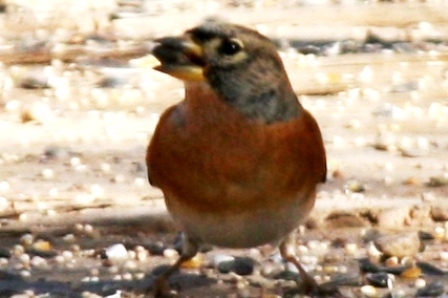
[279,234,346,298]
[279,234,319,294]
[153,233,198,297]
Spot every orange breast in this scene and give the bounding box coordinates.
[147,83,326,215]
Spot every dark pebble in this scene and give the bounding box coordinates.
[416,281,445,297]
[418,230,435,241]
[274,270,300,281]
[416,261,447,276]
[42,146,71,161]
[0,247,11,258]
[146,241,165,256]
[26,248,58,258]
[365,272,391,288]
[217,260,235,274]
[233,256,255,276]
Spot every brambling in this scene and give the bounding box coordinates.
[147,20,332,297]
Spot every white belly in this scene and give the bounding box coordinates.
[166,194,314,248]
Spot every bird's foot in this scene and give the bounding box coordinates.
[140,275,177,298]
[299,279,347,298]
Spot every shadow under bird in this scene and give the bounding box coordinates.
[146,20,339,297]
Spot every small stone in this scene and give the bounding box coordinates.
[430,206,448,222]
[212,254,235,267]
[0,247,11,258]
[105,244,128,260]
[325,212,369,228]
[360,285,379,297]
[20,102,54,123]
[365,272,393,288]
[416,281,444,297]
[385,256,399,267]
[41,168,54,179]
[374,232,422,258]
[376,208,411,229]
[233,256,256,276]
[217,260,235,274]
[414,278,426,289]
[146,241,165,255]
[42,146,70,161]
[163,248,179,259]
[344,180,366,193]
[20,234,34,247]
[400,266,421,279]
[427,175,448,187]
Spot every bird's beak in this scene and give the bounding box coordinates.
[152,36,205,81]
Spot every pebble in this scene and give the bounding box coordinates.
[104,244,128,260]
[414,278,426,289]
[427,174,448,187]
[325,212,368,228]
[376,207,411,229]
[212,254,235,267]
[233,256,256,276]
[416,281,445,297]
[42,146,70,160]
[400,266,421,278]
[365,272,393,288]
[146,241,165,256]
[374,232,422,258]
[41,168,54,179]
[360,284,379,297]
[163,248,179,259]
[19,234,34,247]
[20,102,54,123]
[0,247,11,258]
[430,206,448,222]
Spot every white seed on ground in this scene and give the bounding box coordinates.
[63,234,76,243]
[414,278,426,289]
[134,272,145,280]
[134,177,146,187]
[54,255,65,264]
[385,256,399,267]
[89,184,105,197]
[62,250,74,260]
[367,242,383,258]
[105,244,128,260]
[360,284,379,297]
[84,224,94,234]
[30,256,47,268]
[20,234,34,246]
[70,157,81,167]
[434,226,445,239]
[19,270,31,278]
[41,168,54,179]
[0,196,8,210]
[163,248,179,259]
[345,243,358,255]
[74,193,95,205]
[0,181,10,192]
[19,253,30,265]
[100,162,111,173]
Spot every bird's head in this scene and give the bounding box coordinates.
[152,20,300,123]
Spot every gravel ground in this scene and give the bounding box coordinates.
[1,1,448,297]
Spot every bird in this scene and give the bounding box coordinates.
[146,20,332,297]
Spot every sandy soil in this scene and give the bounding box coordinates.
[1,1,448,297]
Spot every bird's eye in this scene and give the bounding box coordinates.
[218,38,243,56]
